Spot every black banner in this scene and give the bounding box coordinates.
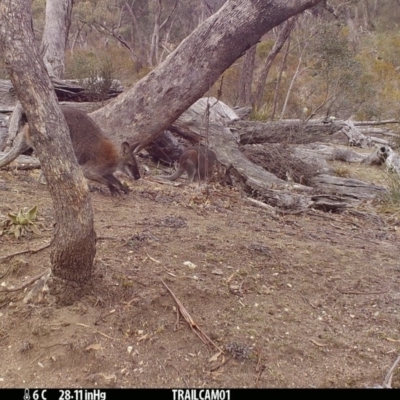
[0,389,237,400]
[0,388,386,399]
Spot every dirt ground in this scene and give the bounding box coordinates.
[1,159,400,389]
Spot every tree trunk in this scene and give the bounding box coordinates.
[41,0,73,79]
[4,102,23,150]
[236,44,256,107]
[5,0,73,159]
[0,0,96,288]
[254,17,297,110]
[149,0,162,67]
[271,33,291,120]
[90,0,324,148]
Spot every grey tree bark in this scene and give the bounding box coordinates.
[237,45,256,107]
[0,0,96,290]
[5,0,73,155]
[90,0,324,149]
[41,0,73,79]
[254,17,297,110]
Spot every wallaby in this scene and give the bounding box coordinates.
[161,145,229,183]
[0,105,140,194]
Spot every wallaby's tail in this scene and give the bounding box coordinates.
[0,131,31,168]
[160,167,185,181]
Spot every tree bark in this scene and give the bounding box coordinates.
[254,17,297,110]
[0,0,96,287]
[237,45,256,107]
[41,0,73,79]
[341,120,372,147]
[90,0,324,148]
[4,102,24,150]
[5,0,73,162]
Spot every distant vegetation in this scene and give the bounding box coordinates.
[2,0,400,123]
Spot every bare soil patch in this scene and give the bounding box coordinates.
[1,165,400,388]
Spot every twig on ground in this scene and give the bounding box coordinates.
[0,269,50,293]
[146,250,161,264]
[94,309,116,325]
[210,357,230,372]
[338,288,387,295]
[255,347,266,386]
[383,353,400,388]
[75,323,114,340]
[0,263,14,279]
[161,279,224,354]
[169,364,189,388]
[245,197,277,214]
[0,242,51,261]
[39,342,71,349]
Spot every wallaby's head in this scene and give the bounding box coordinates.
[120,142,140,180]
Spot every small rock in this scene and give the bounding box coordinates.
[212,269,223,275]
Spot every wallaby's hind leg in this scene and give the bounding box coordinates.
[186,160,198,183]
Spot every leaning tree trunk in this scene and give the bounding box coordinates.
[0,0,96,287]
[90,0,323,148]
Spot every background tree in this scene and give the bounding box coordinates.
[236,45,256,107]
[42,0,74,79]
[253,17,297,111]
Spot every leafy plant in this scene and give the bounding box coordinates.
[387,173,400,202]
[66,51,118,101]
[0,206,44,238]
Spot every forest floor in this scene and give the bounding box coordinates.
[1,155,400,389]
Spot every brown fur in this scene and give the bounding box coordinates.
[0,106,140,194]
[161,146,230,184]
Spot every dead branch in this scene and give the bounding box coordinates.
[0,268,50,293]
[161,279,224,354]
[383,353,400,388]
[0,242,51,261]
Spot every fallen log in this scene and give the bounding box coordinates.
[386,151,400,174]
[340,120,372,148]
[361,145,391,166]
[0,78,123,109]
[0,152,40,169]
[293,143,365,164]
[232,119,342,145]
[310,174,386,200]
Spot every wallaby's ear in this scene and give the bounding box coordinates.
[121,141,131,155]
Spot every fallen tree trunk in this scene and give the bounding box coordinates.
[311,174,386,200]
[341,120,372,147]
[386,151,400,174]
[232,119,342,145]
[0,152,40,169]
[293,143,365,163]
[361,145,391,166]
[188,122,314,209]
[0,78,123,110]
